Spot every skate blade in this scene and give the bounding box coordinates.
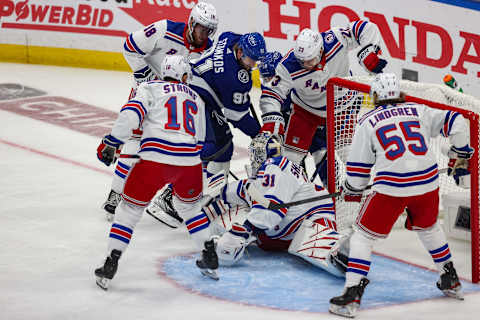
[329,303,358,318]
[95,276,110,291]
[200,268,219,281]
[146,209,180,229]
[442,288,464,300]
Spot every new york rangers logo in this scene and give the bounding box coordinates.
[324,32,334,44]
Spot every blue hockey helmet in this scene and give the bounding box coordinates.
[258,51,283,79]
[238,32,267,61]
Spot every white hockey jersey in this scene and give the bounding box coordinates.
[346,103,470,196]
[221,156,335,241]
[111,81,206,166]
[123,20,212,84]
[260,20,382,118]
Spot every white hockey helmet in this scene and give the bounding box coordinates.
[188,2,218,37]
[249,132,282,175]
[160,55,192,83]
[370,73,400,101]
[294,28,324,63]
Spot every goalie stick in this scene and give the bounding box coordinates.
[248,168,449,211]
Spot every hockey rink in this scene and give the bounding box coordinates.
[1,62,479,320]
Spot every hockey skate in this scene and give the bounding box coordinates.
[102,190,122,222]
[329,278,369,318]
[196,239,219,280]
[95,249,122,290]
[146,185,184,228]
[437,261,464,300]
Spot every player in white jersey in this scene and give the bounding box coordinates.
[329,73,473,318]
[101,2,218,221]
[195,133,349,280]
[259,21,387,184]
[95,55,210,290]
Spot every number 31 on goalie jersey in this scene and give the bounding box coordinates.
[164,96,198,136]
[376,120,427,160]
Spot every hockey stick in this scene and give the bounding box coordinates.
[249,102,262,127]
[249,168,449,211]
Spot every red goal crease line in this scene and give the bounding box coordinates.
[1,22,128,37]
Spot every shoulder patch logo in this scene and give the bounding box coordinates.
[324,32,334,44]
[238,69,250,84]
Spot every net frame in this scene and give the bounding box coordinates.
[326,76,479,283]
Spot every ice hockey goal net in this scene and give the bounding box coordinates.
[326,76,480,283]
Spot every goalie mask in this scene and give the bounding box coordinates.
[249,133,282,175]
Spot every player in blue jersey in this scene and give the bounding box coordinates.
[145,31,267,229]
[189,31,267,178]
[101,2,218,222]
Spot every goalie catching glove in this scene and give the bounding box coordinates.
[97,135,124,166]
[448,145,474,188]
[216,222,256,266]
[358,44,387,74]
[261,112,285,137]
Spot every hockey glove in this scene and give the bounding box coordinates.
[341,180,363,202]
[261,112,285,137]
[133,65,158,84]
[358,44,387,74]
[97,135,124,166]
[448,145,474,188]
[216,222,256,266]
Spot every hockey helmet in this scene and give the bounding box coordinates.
[188,2,218,37]
[258,51,283,79]
[370,73,400,101]
[160,55,192,83]
[249,132,282,175]
[238,32,267,61]
[294,28,323,66]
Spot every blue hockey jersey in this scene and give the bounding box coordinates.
[189,32,260,139]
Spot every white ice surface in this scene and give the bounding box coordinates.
[0,62,478,320]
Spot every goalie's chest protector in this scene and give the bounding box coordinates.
[260,157,335,240]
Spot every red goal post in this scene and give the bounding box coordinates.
[326,76,479,283]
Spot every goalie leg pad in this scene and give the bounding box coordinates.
[288,218,347,277]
